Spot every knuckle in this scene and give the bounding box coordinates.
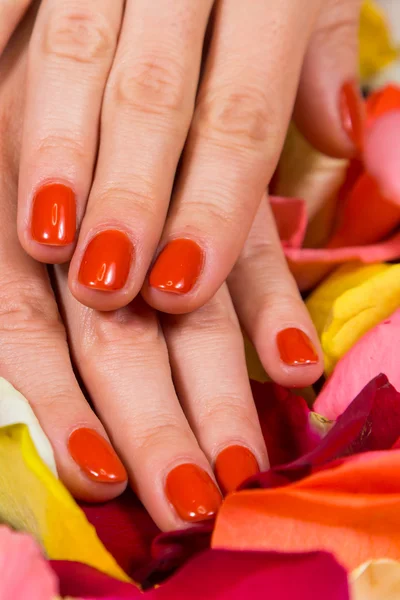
[174,301,239,338]
[134,420,192,454]
[111,53,187,118]
[198,395,255,430]
[35,134,87,162]
[80,302,162,358]
[43,9,116,64]
[195,86,273,148]
[0,279,65,339]
[92,184,159,222]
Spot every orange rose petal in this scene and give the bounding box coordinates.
[212,450,400,570]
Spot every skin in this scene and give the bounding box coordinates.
[0,1,360,530]
[7,0,361,315]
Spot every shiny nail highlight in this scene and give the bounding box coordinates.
[277,328,319,366]
[165,463,222,522]
[68,428,127,483]
[215,445,260,495]
[78,230,133,291]
[149,239,203,294]
[339,80,365,150]
[31,183,76,245]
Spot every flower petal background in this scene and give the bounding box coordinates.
[314,309,400,419]
[351,559,400,600]
[212,449,400,570]
[0,423,128,582]
[306,262,400,374]
[52,550,349,600]
[0,526,59,600]
[0,377,57,476]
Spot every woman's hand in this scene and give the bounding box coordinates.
[0,12,323,531]
[13,0,362,315]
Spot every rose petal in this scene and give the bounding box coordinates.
[250,381,322,467]
[54,550,349,600]
[51,561,139,599]
[364,111,400,205]
[212,449,400,570]
[315,308,400,419]
[269,196,307,248]
[306,262,400,374]
[0,378,57,476]
[246,374,399,489]
[0,526,58,600]
[351,559,400,600]
[80,489,159,579]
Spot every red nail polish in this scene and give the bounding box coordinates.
[277,328,319,366]
[165,463,222,522]
[215,445,260,495]
[31,183,76,245]
[78,230,133,291]
[149,239,203,294]
[68,428,127,483]
[339,80,366,150]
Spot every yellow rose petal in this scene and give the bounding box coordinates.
[351,559,400,600]
[306,262,400,374]
[0,423,129,582]
[359,0,398,81]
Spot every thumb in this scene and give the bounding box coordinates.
[294,0,364,159]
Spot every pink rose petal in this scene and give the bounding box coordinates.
[0,526,58,600]
[269,196,307,248]
[315,309,400,419]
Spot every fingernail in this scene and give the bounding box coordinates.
[31,183,76,245]
[78,230,133,291]
[149,239,203,294]
[214,445,260,495]
[68,428,127,483]
[339,80,365,150]
[165,463,222,522]
[277,328,319,366]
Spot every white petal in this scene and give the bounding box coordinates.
[0,378,57,477]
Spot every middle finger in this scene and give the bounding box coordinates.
[69,0,214,310]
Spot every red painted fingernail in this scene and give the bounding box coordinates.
[277,328,319,366]
[31,183,76,245]
[165,463,222,522]
[215,445,260,495]
[149,239,203,294]
[339,80,366,150]
[68,428,127,483]
[78,230,133,291]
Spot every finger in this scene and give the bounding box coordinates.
[294,0,364,158]
[0,0,32,57]
[0,134,126,504]
[18,0,124,264]
[68,0,214,311]
[161,285,268,495]
[56,270,222,531]
[142,0,322,315]
[228,196,324,388]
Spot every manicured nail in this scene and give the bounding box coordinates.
[165,463,222,522]
[149,239,203,294]
[214,445,260,495]
[78,230,133,291]
[339,80,365,150]
[277,328,319,366]
[68,428,127,483]
[31,183,76,245]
